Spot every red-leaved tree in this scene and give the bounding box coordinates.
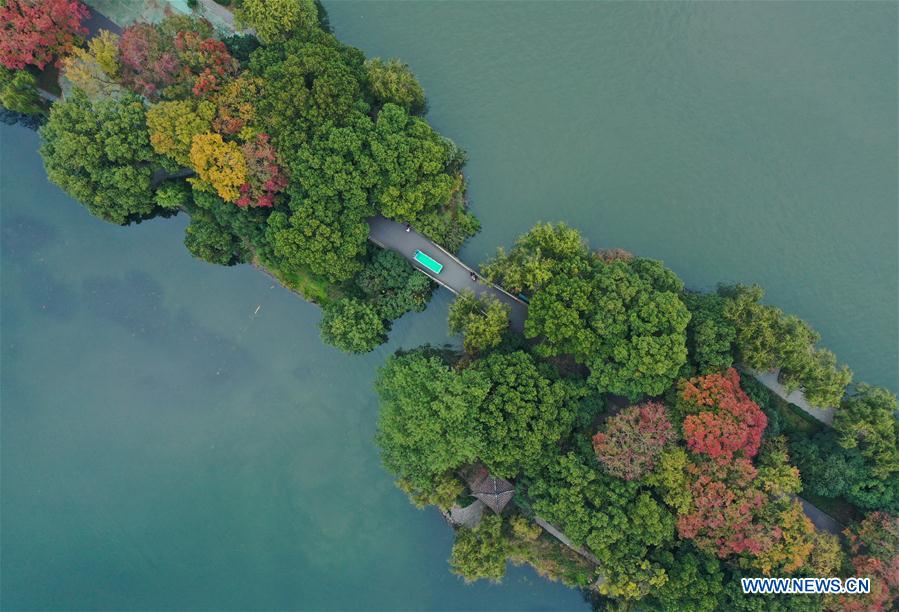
[118,15,236,100]
[237,133,289,208]
[831,512,899,612]
[677,458,778,559]
[0,0,89,70]
[680,368,767,463]
[118,22,180,99]
[593,401,674,481]
[173,31,237,98]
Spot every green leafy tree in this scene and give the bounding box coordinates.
[370,103,460,221]
[651,545,726,612]
[250,33,366,151]
[319,297,386,353]
[527,452,676,599]
[790,431,898,513]
[39,90,165,224]
[470,351,576,477]
[645,447,693,514]
[630,257,684,294]
[355,249,433,321]
[682,291,736,373]
[184,215,240,265]
[265,199,369,283]
[155,180,190,209]
[364,57,425,114]
[834,384,899,479]
[481,222,591,295]
[375,351,490,492]
[720,284,783,370]
[448,290,510,354]
[236,0,319,44]
[396,472,464,510]
[265,116,376,282]
[62,29,121,99]
[526,259,689,400]
[0,67,45,115]
[449,514,509,583]
[720,284,851,406]
[585,261,689,399]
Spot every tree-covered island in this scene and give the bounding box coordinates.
[2,1,896,610]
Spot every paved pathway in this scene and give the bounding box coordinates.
[367,216,528,332]
[744,367,836,426]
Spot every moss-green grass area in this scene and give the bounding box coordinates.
[254,256,341,307]
[508,532,596,588]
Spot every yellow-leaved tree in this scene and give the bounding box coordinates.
[62,29,121,99]
[189,133,246,202]
[147,99,215,166]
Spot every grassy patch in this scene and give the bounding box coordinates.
[255,256,340,307]
[508,532,596,588]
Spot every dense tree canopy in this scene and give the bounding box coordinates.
[527,452,676,599]
[481,222,591,295]
[236,0,320,45]
[370,103,461,222]
[146,99,215,166]
[790,430,898,513]
[375,352,490,492]
[183,215,240,266]
[0,0,88,70]
[676,458,774,560]
[189,132,247,202]
[364,57,426,115]
[355,249,433,321]
[118,15,238,101]
[448,290,510,355]
[526,257,690,399]
[836,512,899,612]
[678,369,767,463]
[650,545,726,612]
[449,514,509,583]
[319,297,386,353]
[720,284,851,406]
[469,351,576,477]
[62,29,123,99]
[0,67,45,115]
[39,90,165,224]
[834,384,899,479]
[682,291,736,374]
[249,32,366,151]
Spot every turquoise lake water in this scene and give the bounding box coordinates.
[2,2,896,609]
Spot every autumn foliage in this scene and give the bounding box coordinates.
[593,401,675,481]
[189,133,247,202]
[833,512,899,612]
[118,15,237,100]
[680,368,767,463]
[676,458,775,559]
[237,133,289,208]
[0,0,89,70]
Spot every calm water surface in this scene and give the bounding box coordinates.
[2,2,896,609]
